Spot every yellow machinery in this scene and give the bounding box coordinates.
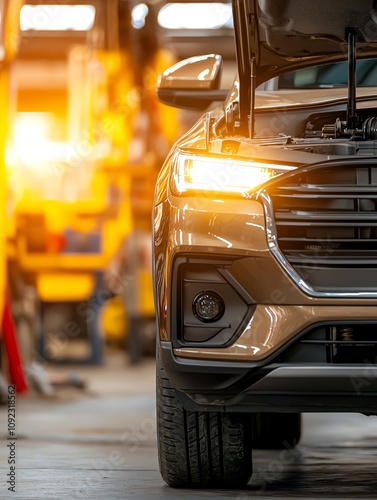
[9,47,135,292]
[123,47,179,361]
[6,1,180,363]
[0,0,24,321]
[6,2,137,362]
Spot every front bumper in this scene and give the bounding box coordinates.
[161,341,377,414]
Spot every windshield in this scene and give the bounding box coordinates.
[279,59,377,89]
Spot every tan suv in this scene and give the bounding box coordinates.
[153,0,377,488]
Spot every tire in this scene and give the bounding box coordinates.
[252,412,301,450]
[156,348,253,488]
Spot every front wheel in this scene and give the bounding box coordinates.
[156,348,253,488]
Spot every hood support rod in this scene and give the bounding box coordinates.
[249,55,256,138]
[346,30,357,133]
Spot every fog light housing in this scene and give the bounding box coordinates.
[192,291,225,323]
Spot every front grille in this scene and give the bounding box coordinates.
[268,161,377,293]
[276,323,377,365]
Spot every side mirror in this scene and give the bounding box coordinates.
[157,54,228,110]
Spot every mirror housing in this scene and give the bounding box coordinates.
[157,54,228,110]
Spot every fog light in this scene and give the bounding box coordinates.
[193,291,224,322]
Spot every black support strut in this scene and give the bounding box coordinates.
[346,30,358,132]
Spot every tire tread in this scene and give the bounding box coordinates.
[157,350,252,488]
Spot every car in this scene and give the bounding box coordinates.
[153,0,377,488]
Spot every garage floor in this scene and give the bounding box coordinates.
[0,350,158,499]
[1,350,377,499]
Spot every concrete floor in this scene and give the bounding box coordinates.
[2,350,377,499]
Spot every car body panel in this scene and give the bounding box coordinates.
[174,305,377,361]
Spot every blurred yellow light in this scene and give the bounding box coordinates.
[11,113,72,184]
[12,113,58,172]
[14,112,50,146]
[174,154,295,194]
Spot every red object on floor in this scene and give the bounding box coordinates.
[2,290,28,393]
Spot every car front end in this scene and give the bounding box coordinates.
[155,110,377,415]
[153,0,377,487]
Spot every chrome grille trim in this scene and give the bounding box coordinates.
[260,186,377,299]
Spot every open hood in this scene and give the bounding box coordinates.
[238,0,377,85]
[232,0,377,136]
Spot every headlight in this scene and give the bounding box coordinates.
[173,153,295,195]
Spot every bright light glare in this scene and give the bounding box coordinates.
[158,3,233,30]
[131,4,149,29]
[20,5,96,31]
[174,155,295,194]
[12,113,67,176]
[14,113,50,146]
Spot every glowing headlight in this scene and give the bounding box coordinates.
[173,154,295,195]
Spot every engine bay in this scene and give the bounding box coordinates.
[253,29,377,154]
